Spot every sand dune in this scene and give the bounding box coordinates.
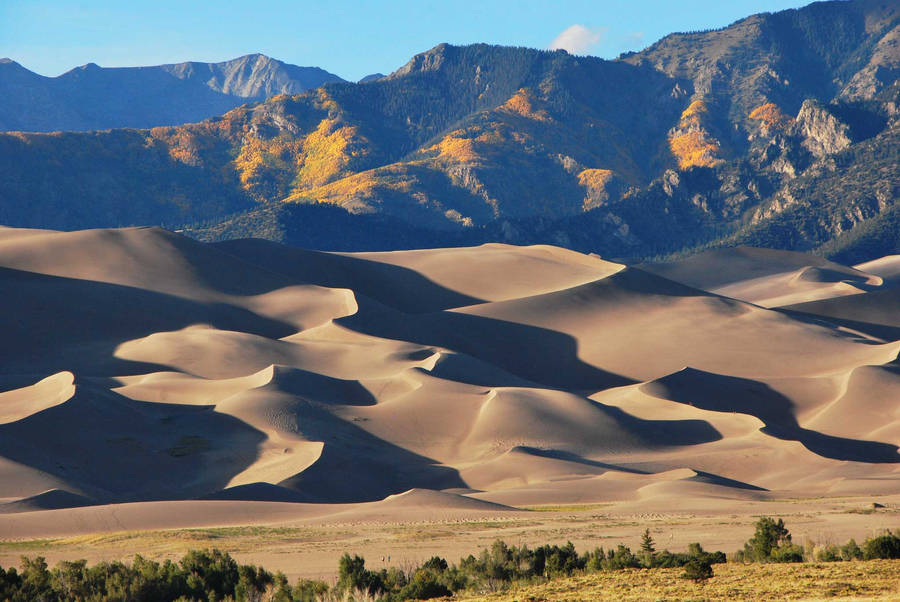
[855,255,900,286]
[784,286,900,339]
[451,267,898,382]
[0,228,898,532]
[0,372,75,424]
[0,489,95,514]
[643,246,880,291]
[643,246,882,306]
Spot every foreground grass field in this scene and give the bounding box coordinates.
[459,560,900,601]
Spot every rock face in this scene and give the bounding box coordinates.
[796,100,853,157]
[161,54,343,98]
[387,43,450,79]
[0,54,344,132]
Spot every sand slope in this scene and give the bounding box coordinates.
[0,227,898,531]
[643,246,882,307]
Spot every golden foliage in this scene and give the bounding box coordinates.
[679,99,709,126]
[315,88,341,116]
[233,135,302,199]
[475,128,505,145]
[670,98,723,169]
[294,170,380,204]
[577,168,615,190]
[499,89,551,122]
[431,134,481,163]
[749,102,793,131]
[294,118,366,189]
[286,163,415,206]
[577,168,617,209]
[669,131,722,169]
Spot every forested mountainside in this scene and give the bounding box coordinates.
[0,54,343,132]
[1,0,899,262]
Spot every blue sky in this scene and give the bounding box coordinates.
[2,1,811,81]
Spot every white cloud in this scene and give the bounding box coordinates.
[548,25,605,55]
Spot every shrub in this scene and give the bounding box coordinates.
[841,539,863,561]
[0,566,22,602]
[337,553,384,595]
[392,571,452,601]
[862,531,900,559]
[813,544,843,562]
[603,545,641,570]
[743,517,793,562]
[681,558,714,582]
[769,543,804,563]
[421,556,448,572]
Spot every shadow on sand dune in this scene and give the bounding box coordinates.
[338,297,636,391]
[590,401,723,446]
[0,384,267,503]
[276,401,466,502]
[214,238,485,313]
[0,266,296,376]
[514,447,767,491]
[779,308,900,342]
[648,369,900,463]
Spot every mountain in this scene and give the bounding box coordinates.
[0,54,344,132]
[0,0,898,262]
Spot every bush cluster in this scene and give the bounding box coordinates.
[732,518,900,564]
[0,549,312,602]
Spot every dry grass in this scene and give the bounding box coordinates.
[0,526,331,555]
[458,560,900,601]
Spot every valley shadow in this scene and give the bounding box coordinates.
[591,401,722,446]
[0,266,296,376]
[779,308,900,342]
[0,385,267,504]
[277,400,466,502]
[268,366,377,406]
[688,470,768,492]
[214,238,485,313]
[513,446,647,474]
[516,447,766,491]
[651,369,900,463]
[426,351,544,388]
[338,297,636,391]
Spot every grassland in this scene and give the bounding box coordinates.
[459,560,900,601]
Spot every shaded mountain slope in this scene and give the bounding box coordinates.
[0,54,343,132]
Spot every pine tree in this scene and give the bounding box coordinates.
[639,529,656,568]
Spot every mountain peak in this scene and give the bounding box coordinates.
[389,42,453,79]
[232,53,277,64]
[0,58,30,72]
[359,73,385,83]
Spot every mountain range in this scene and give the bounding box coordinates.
[0,0,898,262]
[0,54,344,132]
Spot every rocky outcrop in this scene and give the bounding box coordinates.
[388,43,449,79]
[795,100,853,157]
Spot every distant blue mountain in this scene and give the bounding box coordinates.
[0,53,344,132]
